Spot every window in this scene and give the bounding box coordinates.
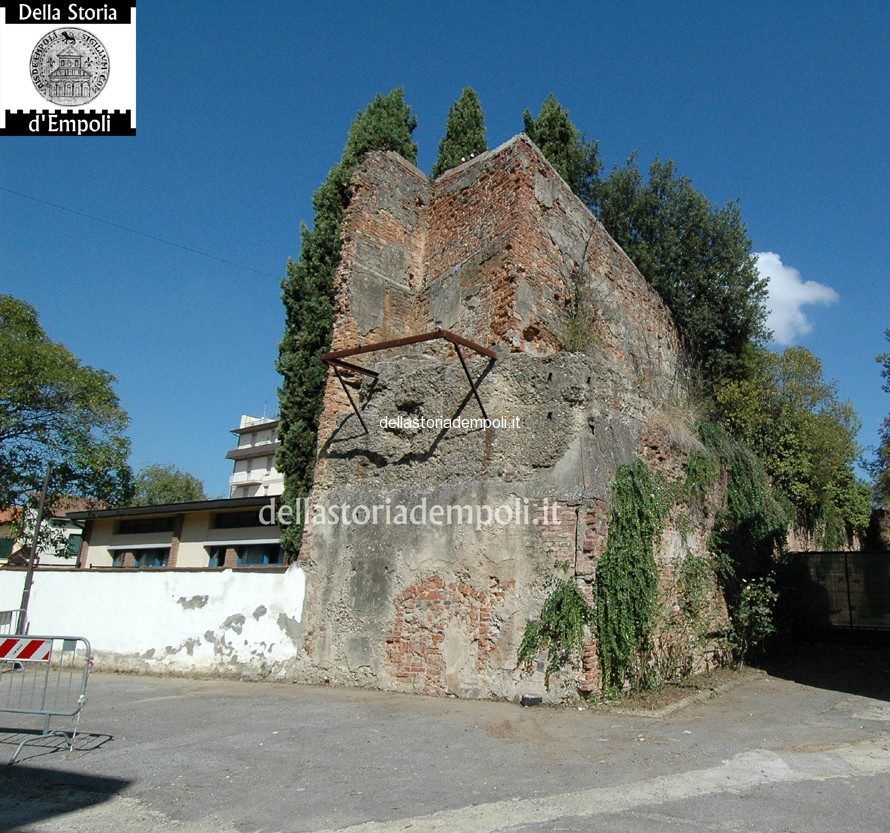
[0,537,13,559]
[213,510,264,529]
[110,547,169,568]
[65,534,83,558]
[133,548,169,568]
[207,546,227,568]
[236,544,281,567]
[118,517,175,535]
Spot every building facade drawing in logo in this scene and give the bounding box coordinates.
[29,28,109,106]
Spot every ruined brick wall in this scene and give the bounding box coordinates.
[296,135,718,701]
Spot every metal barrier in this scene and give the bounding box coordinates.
[0,610,26,635]
[0,634,92,763]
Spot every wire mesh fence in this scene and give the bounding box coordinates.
[785,552,890,632]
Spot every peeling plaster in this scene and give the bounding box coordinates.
[0,565,306,677]
[221,614,246,635]
[178,594,209,610]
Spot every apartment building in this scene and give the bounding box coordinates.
[227,415,284,498]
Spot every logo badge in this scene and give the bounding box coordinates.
[29,27,109,106]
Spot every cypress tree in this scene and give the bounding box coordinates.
[431,87,488,178]
[277,89,417,559]
[522,94,601,204]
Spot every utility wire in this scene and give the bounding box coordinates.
[0,184,282,280]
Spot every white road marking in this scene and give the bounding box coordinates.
[309,734,890,833]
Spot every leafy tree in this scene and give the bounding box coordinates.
[874,328,890,505]
[431,87,487,179]
[277,89,417,559]
[715,345,871,545]
[594,156,768,387]
[0,294,131,512]
[522,94,601,204]
[131,464,206,506]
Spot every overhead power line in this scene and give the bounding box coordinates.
[0,184,282,280]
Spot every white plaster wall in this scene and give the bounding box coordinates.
[0,566,305,676]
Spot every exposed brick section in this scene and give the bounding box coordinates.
[536,501,578,567]
[316,136,682,449]
[640,422,689,483]
[167,514,184,568]
[384,575,511,696]
[76,520,92,569]
[579,639,601,695]
[576,499,609,578]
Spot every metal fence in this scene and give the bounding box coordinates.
[785,552,890,632]
[0,609,26,635]
[0,634,93,763]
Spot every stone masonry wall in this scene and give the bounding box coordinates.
[296,135,717,701]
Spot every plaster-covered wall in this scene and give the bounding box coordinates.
[0,566,305,677]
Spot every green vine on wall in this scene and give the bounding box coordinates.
[697,422,787,664]
[596,460,667,694]
[518,578,594,688]
[699,422,790,583]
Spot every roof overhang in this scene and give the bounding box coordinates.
[67,496,278,521]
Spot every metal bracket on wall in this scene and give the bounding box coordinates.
[322,329,497,435]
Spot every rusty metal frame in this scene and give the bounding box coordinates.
[322,329,496,434]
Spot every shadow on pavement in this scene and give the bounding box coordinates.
[758,642,890,701]
[0,766,130,831]
[0,727,114,764]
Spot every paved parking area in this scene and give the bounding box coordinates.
[0,645,888,832]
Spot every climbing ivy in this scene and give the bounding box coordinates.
[699,422,790,584]
[695,422,790,664]
[679,449,720,507]
[595,461,667,694]
[518,578,594,688]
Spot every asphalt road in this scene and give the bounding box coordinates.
[0,644,888,833]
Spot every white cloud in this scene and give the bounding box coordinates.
[755,251,839,344]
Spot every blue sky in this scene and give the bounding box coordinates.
[2,1,888,495]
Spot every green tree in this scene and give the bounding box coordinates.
[277,89,417,559]
[874,328,890,505]
[431,87,487,178]
[594,156,768,386]
[131,464,206,506]
[716,345,871,545]
[0,294,131,511]
[522,94,601,204]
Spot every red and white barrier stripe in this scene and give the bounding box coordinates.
[0,637,52,661]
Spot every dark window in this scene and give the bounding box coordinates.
[207,546,227,568]
[65,534,83,558]
[117,517,175,535]
[133,548,169,568]
[0,537,13,559]
[236,544,281,567]
[213,510,265,529]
